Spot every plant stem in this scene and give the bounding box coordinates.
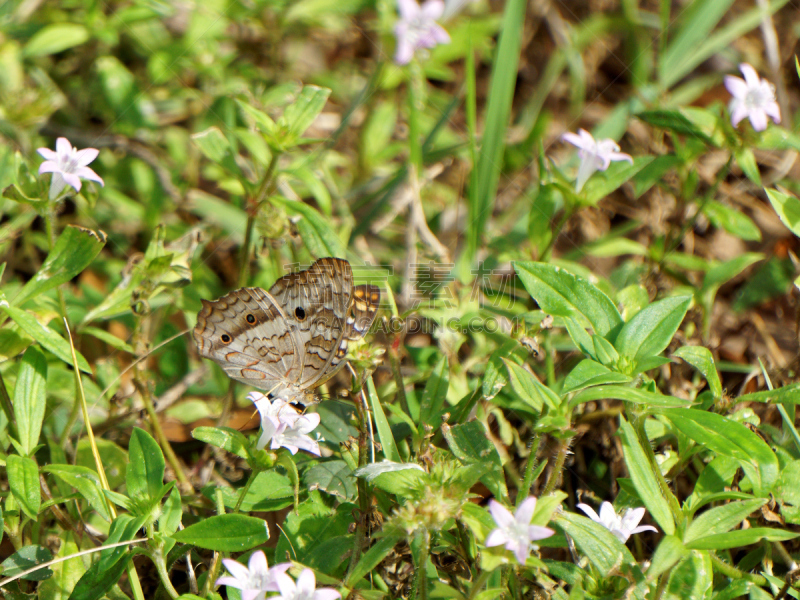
[239,152,281,288]
[347,388,372,577]
[153,548,180,599]
[407,61,424,172]
[413,529,430,600]
[467,569,493,600]
[233,468,260,513]
[541,437,569,497]
[517,434,543,505]
[710,553,768,586]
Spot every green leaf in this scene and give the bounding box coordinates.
[631,154,682,198]
[13,226,106,307]
[468,0,526,260]
[684,498,767,544]
[636,109,715,145]
[7,454,41,520]
[673,346,722,400]
[647,535,688,580]
[0,545,53,581]
[80,326,135,354]
[686,527,798,550]
[556,510,636,575]
[0,304,91,372]
[615,296,692,362]
[661,408,779,496]
[38,536,82,600]
[570,385,690,408]
[191,127,232,164]
[419,355,449,426]
[503,358,560,411]
[734,147,761,186]
[13,345,47,456]
[304,460,356,502]
[561,359,630,394]
[737,382,800,404]
[187,190,247,245]
[236,100,277,135]
[172,514,269,551]
[703,253,763,292]
[43,464,111,522]
[24,23,90,57]
[126,427,165,503]
[702,201,761,242]
[213,470,294,512]
[345,534,403,587]
[618,418,675,535]
[665,551,712,599]
[366,376,399,463]
[280,85,331,138]
[192,426,249,459]
[514,262,622,336]
[765,188,800,238]
[443,421,508,501]
[271,196,346,258]
[582,156,655,205]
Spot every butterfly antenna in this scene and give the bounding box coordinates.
[347,363,375,464]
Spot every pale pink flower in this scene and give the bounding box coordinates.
[577,501,657,543]
[216,550,291,600]
[250,392,321,456]
[274,568,341,600]
[394,0,451,65]
[37,137,104,200]
[485,497,554,564]
[724,63,780,132]
[562,129,633,192]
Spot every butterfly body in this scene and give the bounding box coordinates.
[194,258,380,402]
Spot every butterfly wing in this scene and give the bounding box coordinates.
[194,287,303,391]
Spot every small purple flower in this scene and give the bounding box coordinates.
[274,568,341,600]
[724,63,781,132]
[485,497,555,565]
[250,392,322,456]
[562,129,633,192]
[577,501,658,543]
[216,550,291,600]
[37,137,104,200]
[394,0,451,65]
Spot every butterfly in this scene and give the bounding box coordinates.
[194,257,380,404]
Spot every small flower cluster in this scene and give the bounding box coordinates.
[37,137,104,200]
[217,551,340,600]
[485,496,656,565]
[250,391,322,456]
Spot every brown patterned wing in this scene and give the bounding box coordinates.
[268,257,355,388]
[193,287,303,390]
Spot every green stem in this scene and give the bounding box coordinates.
[541,204,574,261]
[517,435,543,506]
[153,548,180,599]
[239,152,281,288]
[541,437,568,497]
[347,388,372,577]
[710,553,768,585]
[467,569,493,600]
[413,529,430,600]
[233,468,260,513]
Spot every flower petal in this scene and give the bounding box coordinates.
[749,109,768,132]
[511,540,529,564]
[37,147,58,161]
[75,166,104,186]
[248,551,268,578]
[275,572,296,597]
[48,173,68,200]
[764,100,781,123]
[62,172,82,193]
[397,0,420,20]
[514,496,537,526]
[724,75,748,99]
[220,558,250,584]
[576,503,601,523]
[38,161,61,175]
[313,589,342,600]
[395,38,415,65]
[562,131,586,149]
[730,102,749,127]
[630,525,658,535]
[739,63,760,87]
[296,568,316,596]
[73,147,99,167]
[488,500,515,529]
[421,0,445,20]
[528,525,555,541]
[484,528,510,547]
[598,502,617,526]
[55,137,73,158]
[620,507,646,530]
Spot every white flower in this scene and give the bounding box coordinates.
[216,550,291,600]
[484,497,555,564]
[37,137,104,200]
[274,568,341,600]
[251,392,321,456]
[442,0,478,20]
[724,63,781,132]
[561,129,633,192]
[394,0,451,65]
[577,501,658,543]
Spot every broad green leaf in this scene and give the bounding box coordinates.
[482,339,524,401]
[0,545,53,581]
[702,201,761,242]
[468,0,526,261]
[737,382,800,404]
[684,498,767,544]
[0,304,91,372]
[81,326,135,354]
[557,511,635,575]
[765,188,800,238]
[24,23,90,57]
[686,528,798,550]
[272,196,346,258]
[7,454,41,520]
[561,359,630,394]
[504,359,560,411]
[345,534,403,587]
[213,470,294,512]
[514,262,622,336]
[281,85,331,137]
[13,345,47,456]
[173,514,269,551]
[44,464,111,522]
[14,226,106,307]
[159,487,182,537]
[734,147,761,186]
[665,551,712,600]
[570,385,690,408]
[191,127,232,164]
[443,421,508,501]
[236,100,277,134]
[192,426,249,459]
[661,408,779,496]
[126,427,165,503]
[582,156,654,205]
[619,418,675,535]
[703,253,763,292]
[636,109,715,145]
[367,375,399,462]
[647,535,688,580]
[353,461,427,497]
[615,296,692,362]
[38,536,82,599]
[673,346,722,400]
[419,355,449,426]
[304,460,356,502]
